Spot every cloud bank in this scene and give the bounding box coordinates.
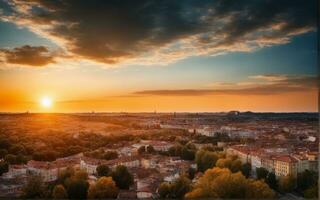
[133,74,318,96]
[0,0,316,66]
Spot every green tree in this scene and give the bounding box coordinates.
[158,182,171,198]
[103,151,118,160]
[241,163,251,178]
[4,154,16,164]
[188,167,196,180]
[52,184,68,199]
[157,175,191,198]
[181,146,195,160]
[279,175,296,193]
[297,170,317,191]
[256,167,269,180]
[304,185,318,199]
[87,177,118,199]
[265,172,278,190]
[57,167,75,185]
[65,177,89,199]
[0,161,8,176]
[171,175,192,198]
[96,164,110,177]
[137,146,145,154]
[146,145,155,153]
[111,165,134,189]
[22,175,46,198]
[0,149,8,159]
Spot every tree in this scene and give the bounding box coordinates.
[0,161,8,176]
[52,184,68,199]
[87,177,118,199]
[157,175,191,198]
[181,146,195,160]
[245,179,276,198]
[241,163,251,178]
[188,167,196,180]
[195,150,219,172]
[74,170,88,181]
[265,172,278,190]
[146,145,155,153]
[158,182,171,198]
[0,149,8,159]
[57,167,75,185]
[65,177,89,199]
[4,154,16,164]
[22,175,46,198]
[185,167,274,199]
[103,151,118,160]
[297,170,317,191]
[304,185,318,199]
[279,175,296,193]
[137,146,146,154]
[96,164,110,177]
[171,175,192,198]
[256,167,269,180]
[111,165,134,189]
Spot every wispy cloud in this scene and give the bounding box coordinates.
[133,74,317,96]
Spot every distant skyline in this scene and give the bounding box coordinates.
[0,0,317,112]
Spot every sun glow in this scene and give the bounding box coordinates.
[41,97,53,108]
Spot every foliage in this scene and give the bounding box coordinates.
[57,167,75,185]
[279,175,296,193]
[111,165,134,189]
[215,157,242,173]
[158,175,191,198]
[185,167,275,199]
[22,175,46,198]
[96,164,110,177]
[146,145,155,153]
[304,185,318,199]
[0,161,8,176]
[297,170,318,191]
[265,172,278,190]
[195,150,221,172]
[65,177,89,199]
[241,163,251,178]
[256,167,269,180]
[87,177,118,199]
[52,184,68,199]
[188,167,196,180]
[138,146,146,154]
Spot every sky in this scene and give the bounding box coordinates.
[0,0,318,112]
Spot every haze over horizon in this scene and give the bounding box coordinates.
[0,0,317,112]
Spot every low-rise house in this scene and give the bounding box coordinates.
[2,165,27,179]
[27,160,59,182]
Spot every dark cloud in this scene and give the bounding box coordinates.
[133,75,318,96]
[0,45,55,66]
[1,0,317,65]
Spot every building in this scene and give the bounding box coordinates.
[226,145,251,164]
[2,165,27,179]
[273,155,298,177]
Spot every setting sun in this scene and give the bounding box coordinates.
[41,97,53,108]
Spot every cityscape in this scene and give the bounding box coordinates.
[0,0,318,199]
